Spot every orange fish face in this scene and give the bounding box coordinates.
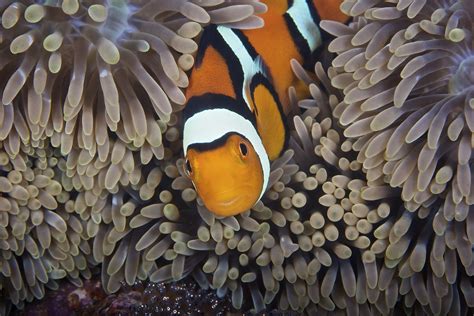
[185,134,263,217]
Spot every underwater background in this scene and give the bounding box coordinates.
[0,0,473,315]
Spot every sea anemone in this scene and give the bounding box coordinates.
[285,60,474,315]
[3,0,473,313]
[0,122,199,309]
[321,0,473,221]
[0,0,269,310]
[0,0,266,158]
[32,111,182,200]
[90,164,200,294]
[57,130,165,199]
[318,0,474,313]
[0,143,94,309]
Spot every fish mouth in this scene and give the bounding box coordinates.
[213,187,256,207]
[196,185,259,216]
[203,192,255,216]
[215,195,241,207]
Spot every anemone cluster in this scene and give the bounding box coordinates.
[1,0,474,315]
[322,0,474,221]
[0,0,267,312]
[320,0,474,313]
[0,0,265,159]
[0,143,94,308]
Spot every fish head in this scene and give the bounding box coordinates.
[184,133,264,216]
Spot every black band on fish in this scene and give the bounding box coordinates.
[183,93,256,127]
[187,131,250,152]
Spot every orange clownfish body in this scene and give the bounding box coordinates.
[183,0,347,217]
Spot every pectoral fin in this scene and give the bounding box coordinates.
[248,73,288,161]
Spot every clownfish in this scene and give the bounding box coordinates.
[183,0,347,217]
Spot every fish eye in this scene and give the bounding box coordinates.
[239,142,248,157]
[184,159,193,176]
